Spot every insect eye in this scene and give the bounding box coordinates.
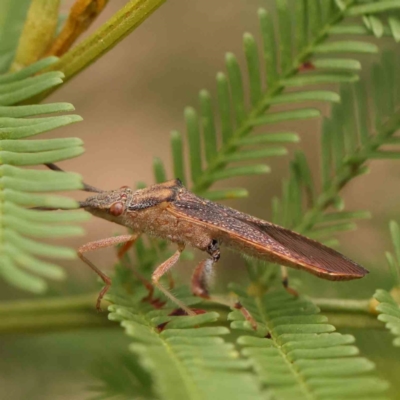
[109,202,124,216]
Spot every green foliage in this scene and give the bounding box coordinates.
[0,56,89,293]
[374,289,400,348]
[97,2,400,399]
[278,53,400,234]
[229,286,389,399]
[102,275,263,400]
[373,220,400,348]
[152,0,400,201]
[90,353,156,400]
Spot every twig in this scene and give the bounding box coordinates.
[0,292,385,334]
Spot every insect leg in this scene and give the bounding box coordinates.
[116,235,152,292]
[116,236,159,303]
[151,244,195,315]
[191,239,258,329]
[281,266,299,296]
[78,234,137,311]
[191,239,220,298]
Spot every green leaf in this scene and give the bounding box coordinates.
[389,16,400,42]
[223,148,287,162]
[374,289,400,347]
[0,146,84,165]
[251,109,320,125]
[0,60,86,293]
[0,115,82,139]
[277,0,292,73]
[185,107,202,183]
[0,102,75,117]
[283,73,359,86]
[0,255,47,293]
[170,130,186,184]
[267,90,340,104]
[368,15,384,38]
[216,72,233,144]
[237,132,299,145]
[243,33,262,106]
[347,1,400,16]
[329,24,368,35]
[207,165,270,182]
[231,289,389,399]
[314,41,378,54]
[201,188,248,201]
[0,137,82,152]
[153,157,167,183]
[199,90,217,163]
[106,284,263,400]
[390,220,400,264]
[312,58,361,70]
[258,8,278,87]
[295,0,307,51]
[320,210,371,223]
[226,52,246,126]
[308,0,322,38]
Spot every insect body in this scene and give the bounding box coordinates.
[79,179,368,314]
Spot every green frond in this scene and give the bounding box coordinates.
[296,53,400,236]
[90,353,156,400]
[0,57,88,293]
[373,220,400,347]
[331,3,400,42]
[102,280,263,400]
[145,1,400,200]
[230,287,390,399]
[248,51,400,283]
[374,289,400,347]
[387,221,400,284]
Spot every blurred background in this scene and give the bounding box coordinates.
[1,0,400,398]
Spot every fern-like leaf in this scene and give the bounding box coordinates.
[90,353,156,400]
[103,279,263,400]
[230,286,390,399]
[0,57,89,293]
[374,289,400,348]
[244,51,400,287]
[283,52,400,236]
[147,1,400,201]
[373,220,400,347]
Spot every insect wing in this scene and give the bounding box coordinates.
[236,218,368,279]
[169,194,368,280]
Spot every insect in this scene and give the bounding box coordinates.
[72,175,368,316]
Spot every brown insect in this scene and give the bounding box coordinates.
[71,176,368,316]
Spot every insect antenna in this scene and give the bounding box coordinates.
[29,164,104,211]
[45,163,104,193]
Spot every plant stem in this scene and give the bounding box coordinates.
[296,107,400,234]
[30,0,165,102]
[311,297,372,314]
[0,312,111,334]
[0,293,113,333]
[323,313,383,330]
[0,292,384,334]
[0,293,97,315]
[56,0,166,82]
[191,3,354,194]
